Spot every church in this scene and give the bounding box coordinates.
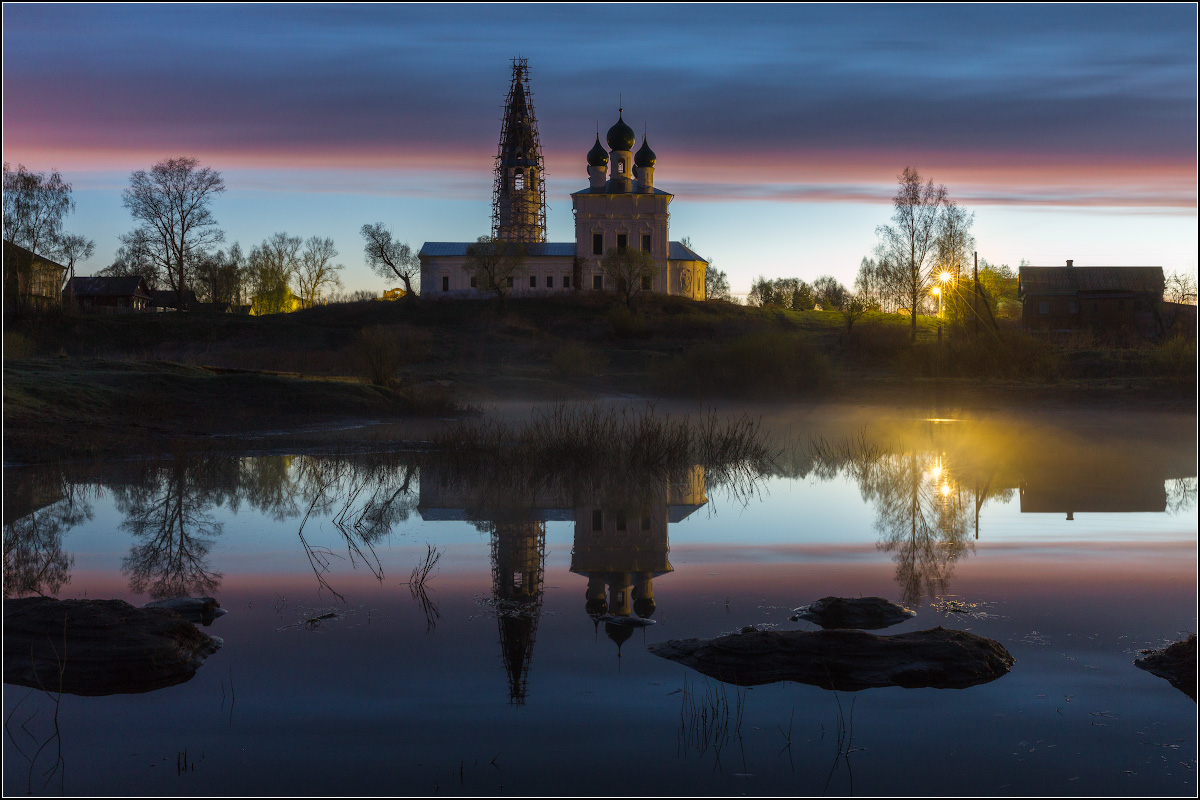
[418,59,707,299]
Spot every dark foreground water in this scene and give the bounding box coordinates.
[4,407,1196,796]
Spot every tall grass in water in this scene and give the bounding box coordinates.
[677,675,746,761]
[660,331,831,398]
[433,403,777,475]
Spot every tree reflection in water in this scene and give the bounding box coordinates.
[114,459,227,599]
[3,474,92,598]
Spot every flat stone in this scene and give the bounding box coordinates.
[790,596,915,630]
[3,597,222,696]
[1135,634,1196,701]
[649,626,1014,691]
[143,597,227,626]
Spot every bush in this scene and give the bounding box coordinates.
[4,331,35,358]
[608,305,651,339]
[660,331,831,398]
[355,325,405,386]
[844,321,909,363]
[1150,335,1197,381]
[896,327,1060,380]
[550,342,609,378]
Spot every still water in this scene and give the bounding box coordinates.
[4,407,1196,796]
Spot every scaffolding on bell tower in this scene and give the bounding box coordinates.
[491,57,547,243]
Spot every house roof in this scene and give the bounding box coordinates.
[668,241,707,263]
[148,288,200,307]
[420,242,577,258]
[66,276,150,297]
[3,240,68,273]
[1019,266,1164,296]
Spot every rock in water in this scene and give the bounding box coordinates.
[790,596,915,629]
[649,626,1014,690]
[3,597,222,696]
[143,597,227,626]
[1135,634,1196,701]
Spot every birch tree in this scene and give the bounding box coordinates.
[875,168,947,340]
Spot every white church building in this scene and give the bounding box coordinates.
[418,62,707,300]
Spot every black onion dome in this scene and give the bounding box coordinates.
[634,135,656,168]
[606,112,636,152]
[587,135,609,167]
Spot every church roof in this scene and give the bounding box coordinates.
[420,241,576,258]
[668,241,708,263]
[570,186,673,196]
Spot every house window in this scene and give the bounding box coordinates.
[442,276,449,292]
[1068,300,1079,314]
[513,170,525,191]
[593,233,603,255]
[642,234,651,252]
[563,275,571,288]
[593,274,603,290]
[641,516,651,531]
[592,510,603,531]
[470,276,477,289]
[547,276,554,288]
[1038,300,1049,315]
[617,234,627,251]
[530,275,536,288]
[642,275,652,290]
[1118,300,1126,311]
[507,276,514,288]
[616,512,626,531]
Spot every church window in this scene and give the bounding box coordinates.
[593,233,603,255]
[513,170,525,191]
[563,275,571,288]
[507,276,514,288]
[547,276,554,288]
[592,510,603,531]
[642,234,651,253]
[470,276,477,289]
[593,274,603,290]
[513,572,524,589]
[442,276,449,292]
[617,234,627,251]
[529,275,536,288]
[617,160,625,174]
[642,275,652,290]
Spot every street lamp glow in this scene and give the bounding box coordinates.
[930,286,941,297]
[938,271,954,284]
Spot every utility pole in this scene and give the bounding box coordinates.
[973,250,979,339]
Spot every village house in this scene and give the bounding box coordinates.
[3,240,67,313]
[1018,260,1166,337]
[64,275,152,312]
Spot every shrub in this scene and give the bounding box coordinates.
[550,342,609,378]
[844,321,909,363]
[355,325,405,386]
[608,304,651,339]
[896,328,1060,381]
[1150,335,1197,381]
[661,331,831,398]
[4,331,34,358]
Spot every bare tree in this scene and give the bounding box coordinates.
[463,235,527,313]
[296,236,345,306]
[1164,269,1197,305]
[935,201,975,281]
[193,245,245,306]
[100,231,161,289]
[3,163,78,313]
[121,157,225,311]
[812,275,848,310]
[839,294,868,332]
[248,232,302,314]
[361,222,419,299]
[51,233,96,298]
[601,246,658,308]
[875,167,947,340]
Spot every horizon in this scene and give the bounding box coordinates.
[3,3,1196,296]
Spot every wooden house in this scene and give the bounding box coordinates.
[3,240,67,313]
[65,276,152,311]
[1018,261,1164,337]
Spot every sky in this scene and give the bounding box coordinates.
[3,3,1196,296]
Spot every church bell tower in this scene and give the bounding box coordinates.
[492,58,547,243]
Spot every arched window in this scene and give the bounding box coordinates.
[513,170,525,191]
[617,161,625,175]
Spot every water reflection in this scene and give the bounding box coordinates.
[2,470,89,598]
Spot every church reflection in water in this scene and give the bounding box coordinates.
[417,465,706,703]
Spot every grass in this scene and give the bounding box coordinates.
[677,675,746,761]
[659,330,832,398]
